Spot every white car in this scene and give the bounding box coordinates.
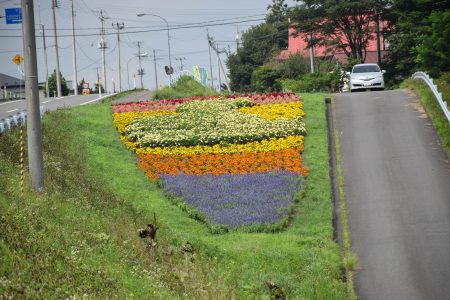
[349,63,385,92]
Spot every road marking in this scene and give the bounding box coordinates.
[80,93,117,106]
[6,109,19,113]
[42,100,51,103]
[56,97,64,99]
[0,99,23,106]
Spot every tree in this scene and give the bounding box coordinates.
[46,70,69,97]
[77,78,87,94]
[385,0,450,79]
[227,23,280,91]
[290,0,389,63]
[280,53,310,79]
[416,10,450,77]
[266,0,291,49]
[251,64,283,93]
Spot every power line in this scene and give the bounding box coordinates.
[0,18,266,38]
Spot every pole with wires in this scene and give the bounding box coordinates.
[153,49,158,89]
[112,22,124,92]
[206,29,214,90]
[39,24,50,98]
[71,0,78,95]
[136,41,144,89]
[98,10,108,93]
[51,0,62,97]
[23,0,44,190]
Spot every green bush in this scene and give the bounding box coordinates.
[153,76,217,100]
[45,69,69,97]
[281,53,310,79]
[281,72,332,92]
[251,64,283,93]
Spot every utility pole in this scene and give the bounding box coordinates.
[112,22,124,92]
[51,0,62,97]
[40,24,50,98]
[98,10,108,92]
[71,0,78,95]
[22,0,44,189]
[217,55,221,90]
[136,41,144,89]
[375,10,382,66]
[175,57,186,71]
[309,33,315,73]
[153,49,158,89]
[208,33,231,93]
[206,29,214,89]
[236,26,240,51]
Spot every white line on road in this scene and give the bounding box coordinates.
[80,93,117,106]
[6,109,19,113]
[42,100,51,104]
[0,99,23,106]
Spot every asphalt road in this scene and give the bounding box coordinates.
[334,90,450,300]
[0,93,115,121]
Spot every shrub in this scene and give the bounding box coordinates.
[153,76,217,100]
[281,72,332,92]
[251,64,283,93]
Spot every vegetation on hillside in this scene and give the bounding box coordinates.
[153,76,217,100]
[0,93,349,298]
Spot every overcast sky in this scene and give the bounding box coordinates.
[0,0,294,92]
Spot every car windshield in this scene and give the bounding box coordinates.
[353,65,381,73]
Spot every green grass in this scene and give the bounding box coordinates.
[153,76,217,99]
[0,93,348,299]
[402,78,450,154]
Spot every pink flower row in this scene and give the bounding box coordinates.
[112,93,300,113]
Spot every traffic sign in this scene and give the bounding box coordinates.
[12,54,24,65]
[5,8,22,25]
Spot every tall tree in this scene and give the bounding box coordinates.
[266,0,291,49]
[384,0,450,78]
[227,23,280,91]
[46,70,69,97]
[290,0,389,63]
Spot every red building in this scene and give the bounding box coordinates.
[277,19,388,64]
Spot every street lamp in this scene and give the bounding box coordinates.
[136,13,172,84]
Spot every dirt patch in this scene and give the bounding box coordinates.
[403,88,428,119]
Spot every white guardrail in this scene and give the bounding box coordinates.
[0,106,43,133]
[412,72,450,122]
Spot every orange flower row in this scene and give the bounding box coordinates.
[138,147,308,181]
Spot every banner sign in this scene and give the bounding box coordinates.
[193,66,209,86]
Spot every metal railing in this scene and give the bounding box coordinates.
[412,72,450,122]
[0,106,43,133]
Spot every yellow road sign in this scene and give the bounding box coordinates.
[12,54,24,65]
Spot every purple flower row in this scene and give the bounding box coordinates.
[160,171,302,228]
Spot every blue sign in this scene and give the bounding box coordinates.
[5,8,22,25]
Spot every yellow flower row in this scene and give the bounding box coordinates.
[113,110,176,133]
[239,101,304,120]
[129,135,304,155]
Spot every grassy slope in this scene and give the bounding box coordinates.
[402,79,450,154]
[75,93,346,298]
[0,93,347,299]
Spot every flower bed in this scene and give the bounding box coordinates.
[112,93,308,232]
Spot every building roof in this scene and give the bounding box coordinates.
[0,73,24,88]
